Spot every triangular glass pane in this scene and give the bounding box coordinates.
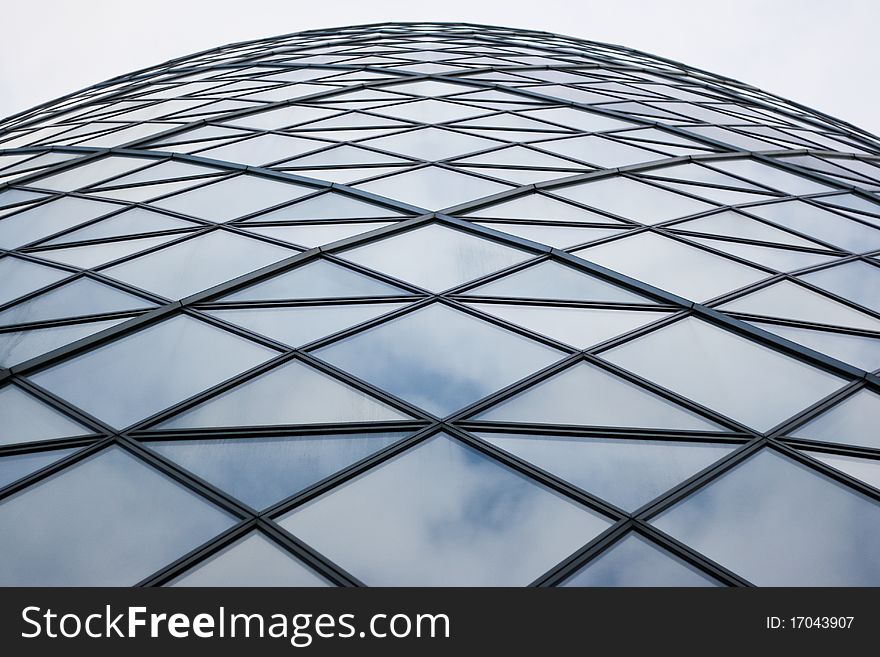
[33,234,184,269]
[0,385,91,446]
[224,105,340,130]
[454,145,583,168]
[354,166,512,209]
[804,451,880,491]
[523,107,636,132]
[657,181,776,206]
[245,192,402,221]
[196,134,328,166]
[360,127,503,161]
[0,257,70,306]
[296,112,409,130]
[385,80,474,97]
[42,208,199,245]
[790,389,880,449]
[280,166,406,185]
[0,318,127,368]
[751,321,880,372]
[799,261,880,313]
[102,231,294,300]
[465,193,624,223]
[455,166,571,186]
[673,210,825,248]
[475,223,626,249]
[168,532,330,587]
[159,359,411,429]
[645,163,766,190]
[206,302,408,346]
[709,159,834,195]
[480,431,735,511]
[148,431,409,510]
[561,533,721,587]
[29,157,150,191]
[474,361,722,430]
[464,260,652,303]
[222,259,409,302]
[276,433,612,586]
[537,135,663,167]
[282,144,410,167]
[0,278,154,326]
[99,160,219,187]
[687,236,840,272]
[340,224,533,292]
[453,112,568,131]
[89,179,211,203]
[151,175,312,222]
[0,447,82,490]
[745,200,880,252]
[720,281,880,331]
[242,222,392,248]
[0,196,120,249]
[372,99,489,124]
[467,303,669,348]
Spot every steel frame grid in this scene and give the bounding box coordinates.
[0,23,879,588]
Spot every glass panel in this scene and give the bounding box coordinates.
[554,178,715,224]
[575,232,768,302]
[196,134,327,166]
[652,449,880,585]
[151,175,311,222]
[0,257,69,306]
[222,259,409,302]
[455,145,578,169]
[465,193,623,223]
[314,303,563,417]
[468,303,669,348]
[340,224,532,292]
[224,105,340,130]
[384,80,474,96]
[0,447,81,489]
[0,189,47,208]
[206,303,407,347]
[158,359,411,429]
[0,318,126,368]
[246,192,402,221]
[277,433,612,586]
[33,234,183,269]
[104,160,219,186]
[0,278,154,326]
[355,166,512,210]
[169,532,330,587]
[720,281,880,331]
[523,107,636,132]
[474,361,722,430]
[284,144,410,167]
[804,452,880,491]
[373,99,489,124]
[90,178,208,203]
[147,431,408,509]
[474,223,625,248]
[361,127,501,161]
[709,159,834,195]
[602,317,846,431]
[29,157,149,191]
[30,315,276,429]
[242,222,392,247]
[102,231,294,299]
[685,236,839,272]
[799,261,880,313]
[480,432,736,511]
[537,135,662,167]
[0,446,236,585]
[0,196,119,248]
[790,390,880,449]
[746,201,880,252]
[561,533,721,587]
[751,322,880,373]
[464,260,652,302]
[42,208,198,245]
[0,385,91,446]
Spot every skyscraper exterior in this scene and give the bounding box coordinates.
[0,23,878,587]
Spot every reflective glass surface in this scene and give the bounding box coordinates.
[0,385,91,446]
[799,261,880,313]
[0,447,81,490]
[790,390,880,449]
[805,452,880,491]
[0,318,126,368]
[0,257,70,306]
[277,434,612,585]
[355,166,512,209]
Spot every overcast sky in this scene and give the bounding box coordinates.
[2,0,878,135]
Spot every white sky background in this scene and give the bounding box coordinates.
[1,0,878,134]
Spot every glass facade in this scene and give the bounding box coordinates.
[0,22,879,587]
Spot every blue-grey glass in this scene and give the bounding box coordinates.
[601,317,845,431]
[0,446,236,586]
[709,159,834,195]
[102,230,294,300]
[42,207,199,245]
[0,256,69,306]
[340,224,533,292]
[473,223,626,249]
[537,135,662,168]
[0,278,154,327]
[247,192,403,221]
[466,192,625,223]
[277,433,612,586]
[479,432,735,511]
[0,189,47,208]
[673,210,825,247]
[195,134,327,166]
[791,390,880,449]
[169,532,330,587]
[684,236,839,272]
[474,361,722,431]
[0,196,119,248]
[34,234,183,269]
[804,451,880,491]
[464,260,651,302]
[222,259,409,302]
[0,385,91,446]
[206,303,407,347]
[361,127,501,161]
[0,447,81,490]
[242,222,392,248]
[746,201,880,252]
[372,98,489,123]
[562,533,721,587]
[28,156,148,191]
[355,166,512,210]
[30,315,277,429]
[799,261,880,313]
[750,321,880,373]
[652,449,880,586]
[147,431,407,509]
[158,359,411,429]
[0,318,126,368]
[314,303,564,416]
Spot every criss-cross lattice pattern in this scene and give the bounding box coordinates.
[1,22,879,587]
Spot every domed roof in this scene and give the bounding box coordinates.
[0,23,879,587]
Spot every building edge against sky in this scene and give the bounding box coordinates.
[0,22,879,586]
